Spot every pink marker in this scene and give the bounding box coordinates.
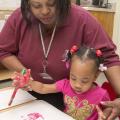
[8,87,19,106]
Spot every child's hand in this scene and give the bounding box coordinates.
[12,72,23,87]
[96,105,106,120]
[28,80,43,93]
[11,69,31,89]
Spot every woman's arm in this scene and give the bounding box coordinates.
[96,105,112,120]
[1,55,26,72]
[0,9,26,72]
[29,80,58,94]
[101,66,120,119]
[105,66,120,95]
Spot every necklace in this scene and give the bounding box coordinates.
[39,23,57,80]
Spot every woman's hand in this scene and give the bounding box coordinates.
[100,98,120,120]
[96,105,107,120]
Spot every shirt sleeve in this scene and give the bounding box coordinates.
[102,90,110,102]
[81,11,120,67]
[0,9,21,61]
[55,79,69,93]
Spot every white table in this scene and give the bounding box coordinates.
[0,88,74,120]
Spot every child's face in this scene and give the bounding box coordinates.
[70,56,99,94]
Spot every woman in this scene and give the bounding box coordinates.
[0,0,120,119]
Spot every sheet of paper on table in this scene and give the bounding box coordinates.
[0,88,36,110]
[0,100,75,120]
[0,88,75,120]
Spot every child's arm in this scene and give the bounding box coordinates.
[29,80,58,94]
[11,70,58,94]
[96,105,112,120]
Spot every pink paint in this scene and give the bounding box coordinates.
[12,69,31,88]
[15,69,31,88]
[21,112,44,120]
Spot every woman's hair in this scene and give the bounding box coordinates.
[70,46,104,70]
[21,0,71,24]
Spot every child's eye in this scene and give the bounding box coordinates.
[72,78,76,81]
[70,73,77,81]
[81,79,89,84]
[71,76,76,81]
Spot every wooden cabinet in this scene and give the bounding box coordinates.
[89,11,115,38]
[71,1,115,38]
[0,64,13,81]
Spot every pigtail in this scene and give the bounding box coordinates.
[62,45,107,71]
[96,49,107,71]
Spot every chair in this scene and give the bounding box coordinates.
[102,81,117,100]
[102,81,120,119]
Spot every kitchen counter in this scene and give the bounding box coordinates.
[0,7,18,11]
[82,5,116,13]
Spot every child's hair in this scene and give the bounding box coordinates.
[72,46,103,68]
[65,46,106,71]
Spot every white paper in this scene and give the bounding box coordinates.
[0,88,36,110]
[0,100,75,120]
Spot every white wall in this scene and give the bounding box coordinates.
[113,0,120,56]
[109,0,117,3]
[0,0,20,9]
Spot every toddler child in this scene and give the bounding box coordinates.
[13,46,112,120]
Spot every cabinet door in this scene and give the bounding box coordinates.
[90,11,114,38]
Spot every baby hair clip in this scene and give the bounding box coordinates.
[62,45,78,69]
[70,45,78,54]
[62,50,69,62]
[99,64,107,71]
[62,45,78,62]
[96,49,107,71]
[62,50,70,69]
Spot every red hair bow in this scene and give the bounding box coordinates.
[96,49,102,57]
[70,45,78,54]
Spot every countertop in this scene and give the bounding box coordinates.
[82,5,116,12]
